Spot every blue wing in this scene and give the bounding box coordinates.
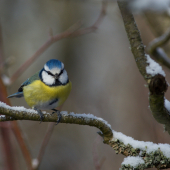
[8,71,40,98]
[18,71,40,92]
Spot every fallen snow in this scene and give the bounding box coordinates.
[122,156,144,167]
[146,55,165,77]
[164,99,170,113]
[112,130,170,158]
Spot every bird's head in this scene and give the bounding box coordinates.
[40,59,69,86]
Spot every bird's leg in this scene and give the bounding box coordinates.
[34,107,44,123]
[51,109,61,125]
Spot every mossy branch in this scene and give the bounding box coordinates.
[0,103,170,169]
[109,137,170,169]
[117,1,151,81]
[0,102,113,142]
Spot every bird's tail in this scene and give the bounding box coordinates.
[7,92,24,98]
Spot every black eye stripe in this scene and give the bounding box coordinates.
[44,68,64,77]
[58,69,64,76]
[46,71,54,76]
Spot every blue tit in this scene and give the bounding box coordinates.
[8,59,72,123]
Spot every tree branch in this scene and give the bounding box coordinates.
[1,102,170,169]
[117,1,170,135]
[148,28,170,54]
[0,102,113,142]
[117,1,151,81]
[109,131,170,169]
[147,27,170,69]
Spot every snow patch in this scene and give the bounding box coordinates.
[146,55,165,77]
[164,99,170,113]
[112,130,170,158]
[122,156,144,167]
[0,101,37,114]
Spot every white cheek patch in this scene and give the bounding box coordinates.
[42,71,55,85]
[59,69,68,84]
[44,64,61,75]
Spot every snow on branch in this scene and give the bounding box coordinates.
[121,156,145,170]
[147,27,170,70]
[117,0,170,135]
[1,102,170,169]
[109,131,170,169]
[0,101,113,142]
[146,54,165,77]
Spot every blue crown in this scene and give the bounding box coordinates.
[46,59,63,69]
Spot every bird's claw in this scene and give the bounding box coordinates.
[39,115,45,124]
[56,112,61,125]
[34,107,44,124]
[51,109,61,125]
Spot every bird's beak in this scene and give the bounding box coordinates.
[54,74,59,79]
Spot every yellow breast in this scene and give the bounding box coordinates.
[23,80,72,108]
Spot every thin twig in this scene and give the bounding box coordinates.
[0,22,17,170]
[9,1,107,84]
[0,22,33,170]
[151,48,170,69]
[147,27,170,69]
[32,122,55,169]
[35,105,63,169]
[147,28,170,54]
[12,122,33,170]
[71,1,107,37]
[0,80,33,170]
[93,135,106,170]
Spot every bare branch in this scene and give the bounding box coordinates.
[147,27,170,69]
[93,136,106,170]
[117,1,150,81]
[149,48,170,69]
[35,105,63,169]
[148,28,170,54]
[0,23,31,170]
[117,1,170,136]
[9,1,107,84]
[35,122,55,169]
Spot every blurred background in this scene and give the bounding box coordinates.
[0,0,170,169]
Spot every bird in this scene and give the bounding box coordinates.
[8,59,72,124]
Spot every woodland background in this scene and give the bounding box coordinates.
[0,0,170,169]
